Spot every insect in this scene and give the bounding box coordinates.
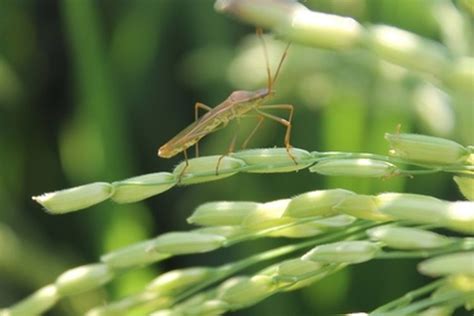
[158,29,296,176]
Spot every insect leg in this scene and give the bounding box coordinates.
[177,148,190,184]
[242,115,265,149]
[216,119,241,175]
[194,102,212,157]
[256,104,297,164]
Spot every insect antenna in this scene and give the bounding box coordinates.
[272,41,291,88]
[256,27,291,91]
[256,27,272,91]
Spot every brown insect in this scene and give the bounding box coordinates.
[158,29,296,175]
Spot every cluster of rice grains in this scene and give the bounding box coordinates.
[9,132,474,315]
[5,184,474,315]
[33,133,471,214]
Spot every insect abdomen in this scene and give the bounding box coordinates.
[158,118,225,158]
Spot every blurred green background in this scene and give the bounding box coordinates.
[0,0,471,315]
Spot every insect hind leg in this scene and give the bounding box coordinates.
[194,102,212,157]
[177,149,190,184]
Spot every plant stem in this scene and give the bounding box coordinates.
[173,221,377,305]
[370,278,446,314]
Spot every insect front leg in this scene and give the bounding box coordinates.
[256,104,297,164]
[194,102,212,157]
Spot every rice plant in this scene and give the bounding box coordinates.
[1,0,473,315]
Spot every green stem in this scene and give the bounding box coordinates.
[370,278,446,314]
[376,239,474,259]
[383,289,474,316]
[172,221,377,305]
[222,216,325,246]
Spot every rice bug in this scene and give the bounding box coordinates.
[158,29,296,176]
